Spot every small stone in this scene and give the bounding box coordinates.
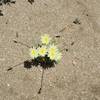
[7,83,10,87]
[72,60,77,66]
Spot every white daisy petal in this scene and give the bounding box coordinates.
[41,34,51,45]
[29,47,38,59]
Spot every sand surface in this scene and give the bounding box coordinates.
[0,0,100,100]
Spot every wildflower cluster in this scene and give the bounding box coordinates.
[29,34,62,68]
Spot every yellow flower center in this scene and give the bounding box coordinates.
[41,34,51,45]
[38,47,47,56]
[31,50,36,55]
[40,49,46,54]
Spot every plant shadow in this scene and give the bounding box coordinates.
[24,56,55,69]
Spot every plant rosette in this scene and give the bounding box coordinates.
[29,34,62,68]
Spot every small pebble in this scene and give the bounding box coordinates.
[72,60,77,66]
[7,83,10,87]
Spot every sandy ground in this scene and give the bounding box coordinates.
[0,0,100,100]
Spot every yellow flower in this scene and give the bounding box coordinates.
[41,34,51,45]
[38,46,47,57]
[29,47,38,59]
[48,44,58,60]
